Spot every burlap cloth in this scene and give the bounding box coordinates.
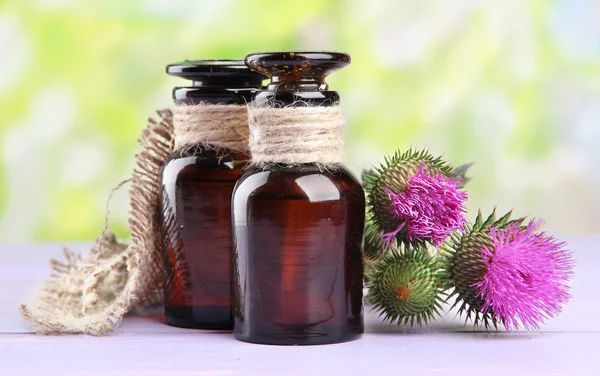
[19,109,172,335]
[20,103,250,335]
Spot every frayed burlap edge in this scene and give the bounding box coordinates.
[19,109,173,335]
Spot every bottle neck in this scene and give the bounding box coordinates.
[172,87,258,106]
[252,91,340,107]
[267,76,327,92]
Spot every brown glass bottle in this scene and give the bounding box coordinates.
[231,52,365,345]
[161,60,264,329]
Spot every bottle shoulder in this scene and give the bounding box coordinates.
[233,164,364,201]
[162,149,249,182]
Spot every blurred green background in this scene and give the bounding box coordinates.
[1,0,599,241]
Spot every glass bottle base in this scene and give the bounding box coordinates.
[165,305,233,330]
[233,325,363,346]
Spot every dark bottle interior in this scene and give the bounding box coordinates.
[161,60,263,329]
[231,52,365,345]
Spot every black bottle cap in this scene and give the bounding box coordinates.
[167,60,265,88]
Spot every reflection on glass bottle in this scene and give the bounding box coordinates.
[161,189,189,307]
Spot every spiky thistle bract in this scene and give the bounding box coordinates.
[367,245,445,328]
[442,209,526,328]
[452,163,473,187]
[363,149,467,248]
[363,215,392,263]
[363,215,394,284]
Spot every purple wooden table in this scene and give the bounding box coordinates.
[1,238,598,375]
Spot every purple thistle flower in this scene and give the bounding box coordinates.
[473,220,574,330]
[382,165,468,247]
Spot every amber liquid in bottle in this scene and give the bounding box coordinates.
[161,60,263,329]
[231,52,365,345]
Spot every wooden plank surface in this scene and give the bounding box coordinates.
[1,237,598,375]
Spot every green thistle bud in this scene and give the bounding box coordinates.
[362,149,457,246]
[363,216,391,262]
[363,216,392,284]
[367,246,444,328]
[442,209,525,328]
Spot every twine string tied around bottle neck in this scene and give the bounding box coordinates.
[172,103,250,152]
[247,104,346,166]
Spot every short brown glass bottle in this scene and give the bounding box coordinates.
[231,52,365,345]
[161,60,264,329]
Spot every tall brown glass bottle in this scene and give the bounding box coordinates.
[231,52,365,345]
[161,60,264,329]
